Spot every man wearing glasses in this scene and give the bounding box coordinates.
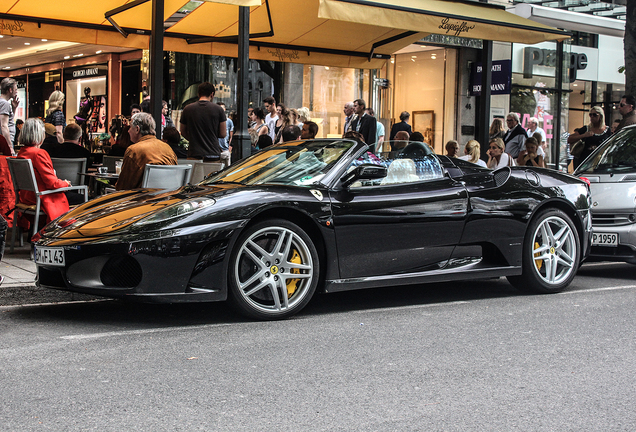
[615,95,636,134]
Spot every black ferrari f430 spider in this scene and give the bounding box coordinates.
[33,139,592,319]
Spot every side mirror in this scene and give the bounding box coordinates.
[341,163,387,188]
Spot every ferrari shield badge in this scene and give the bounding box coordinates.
[310,190,323,201]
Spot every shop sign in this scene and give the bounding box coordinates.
[438,18,476,37]
[469,60,511,96]
[72,68,100,78]
[420,34,482,49]
[267,49,300,62]
[0,20,25,35]
[523,47,587,82]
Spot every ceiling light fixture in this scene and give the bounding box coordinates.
[96,50,103,54]
[41,39,48,41]
[64,55,70,59]
[24,42,30,45]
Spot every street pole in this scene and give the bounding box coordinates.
[234,6,251,161]
[150,0,164,138]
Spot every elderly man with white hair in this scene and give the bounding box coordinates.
[526,116,546,151]
[116,112,177,190]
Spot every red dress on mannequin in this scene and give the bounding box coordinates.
[17,145,69,222]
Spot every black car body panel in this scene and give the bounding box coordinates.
[34,139,592,309]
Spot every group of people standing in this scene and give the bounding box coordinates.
[247,97,319,152]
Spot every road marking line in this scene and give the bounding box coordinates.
[60,323,233,340]
[352,300,468,314]
[562,285,636,295]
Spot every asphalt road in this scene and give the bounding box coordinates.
[1,261,635,431]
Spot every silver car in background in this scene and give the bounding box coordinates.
[574,124,636,264]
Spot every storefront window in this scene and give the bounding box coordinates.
[302,66,371,138]
[388,48,457,154]
[510,41,572,168]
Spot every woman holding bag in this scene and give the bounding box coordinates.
[567,106,610,169]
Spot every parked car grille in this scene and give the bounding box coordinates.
[100,255,143,287]
[592,213,635,226]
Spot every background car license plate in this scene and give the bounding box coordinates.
[34,247,65,266]
[592,233,618,247]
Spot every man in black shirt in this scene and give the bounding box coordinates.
[179,82,227,160]
[41,123,91,160]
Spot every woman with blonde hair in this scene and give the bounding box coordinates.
[459,140,487,167]
[296,107,310,124]
[487,137,514,169]
[489,118,505,141]
[567,105,610,169]
[45,90,66,144]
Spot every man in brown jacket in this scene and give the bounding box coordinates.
[116,113,177,190]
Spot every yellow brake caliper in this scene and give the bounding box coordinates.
[286,249,302,298]
[534,241,543,270]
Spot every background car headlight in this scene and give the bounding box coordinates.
[133,197,215,227]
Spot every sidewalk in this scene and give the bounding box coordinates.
[0,235,95,306]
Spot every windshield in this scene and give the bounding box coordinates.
[201,139,356,186]
[576,127,636,174]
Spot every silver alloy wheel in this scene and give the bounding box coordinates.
[530,215,577,285]
[234,226,314,314]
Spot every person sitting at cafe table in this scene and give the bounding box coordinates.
[17,118,73,222]
[41,123,91,160]
[115,113,177,191]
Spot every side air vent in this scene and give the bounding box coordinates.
[620,174,636,182]
[493,167,511,187]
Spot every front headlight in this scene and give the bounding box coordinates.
[133,197,215,227]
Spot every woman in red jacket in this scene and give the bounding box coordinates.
[17,118,71,223]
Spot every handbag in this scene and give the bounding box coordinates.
[570,140,585,157]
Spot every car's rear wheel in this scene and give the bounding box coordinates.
[228,219,319,320]
[508,208,579,293]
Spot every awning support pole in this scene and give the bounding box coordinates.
[150,0,164,138]
[554,40,564,170]
[478,40,493,156]
[235,6,251,162]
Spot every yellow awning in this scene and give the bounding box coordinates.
[164,0,425,68]
[1,0,568,69]
[317,0,569,44]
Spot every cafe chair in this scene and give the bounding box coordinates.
[6,158,88,252]
[141,164,192,190]
[190,161,224,184]
[51,157,87,186]
[103,155,123,173]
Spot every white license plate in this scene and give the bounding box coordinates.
[34,247,65,266]
[592,232,618,247]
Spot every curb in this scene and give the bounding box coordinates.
[0,284,99,307]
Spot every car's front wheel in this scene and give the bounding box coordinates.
[508,208,580,293]
[228,219,319,320]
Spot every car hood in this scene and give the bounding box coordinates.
[44,185,234,239]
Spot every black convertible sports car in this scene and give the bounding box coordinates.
[33,139,592,319]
